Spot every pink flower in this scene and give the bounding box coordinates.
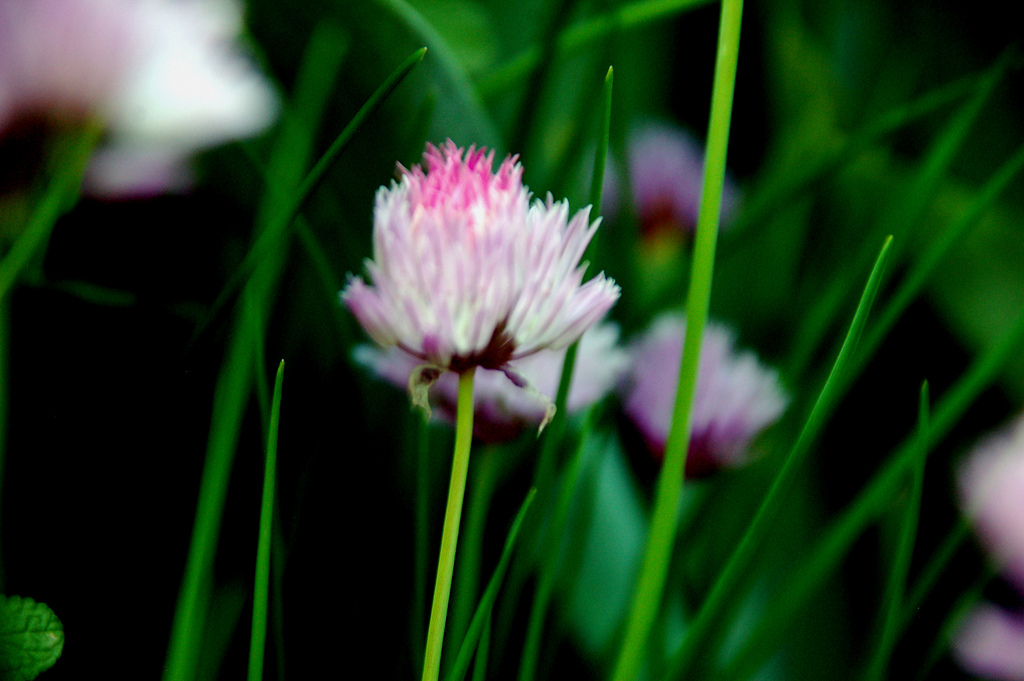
[621,313,788,477]
[356,322,629,441]
[602,121,741,235]
[342,141,620,415]
[959,419,1024,589]
[0,0,279,197]
[954,417,1024,680]
[953,604,1024,681]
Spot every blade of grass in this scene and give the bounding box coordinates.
[245,288,287,681]
[471,617,491,681]
[162,25,344,681]
[611,3,743,678]
[445,488,537,681]
[663,235,893,681]
[191,44,425,348]
[788,47,1017,380]
[477,0,715,97]
[864,381,928,681]
[271,503,287,681]
[248,360,284,681]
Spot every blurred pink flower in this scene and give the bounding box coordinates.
[342,140,620,418]
[0,0,279,196]
[356,322,629,441]
[621,313,788,477]
[960,419,1024,588]
[602,121,741,235]
[954,417,1024,680]
[954,604,1024,681]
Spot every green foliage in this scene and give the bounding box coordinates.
[0,596,63,681]
[3,1,1024,680]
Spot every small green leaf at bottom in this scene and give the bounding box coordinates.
[0,595,64,681]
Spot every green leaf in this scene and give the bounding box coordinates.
[0,595,63,681]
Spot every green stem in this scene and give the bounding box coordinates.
[248,361,285,681]
[422,369,476,681]
[610,3,743,680]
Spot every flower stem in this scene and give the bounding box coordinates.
[422,368,476,681]
[610,1,743,679]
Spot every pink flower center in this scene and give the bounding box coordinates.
[404,141,520,227]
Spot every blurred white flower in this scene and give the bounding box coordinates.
[0,0,279,196]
